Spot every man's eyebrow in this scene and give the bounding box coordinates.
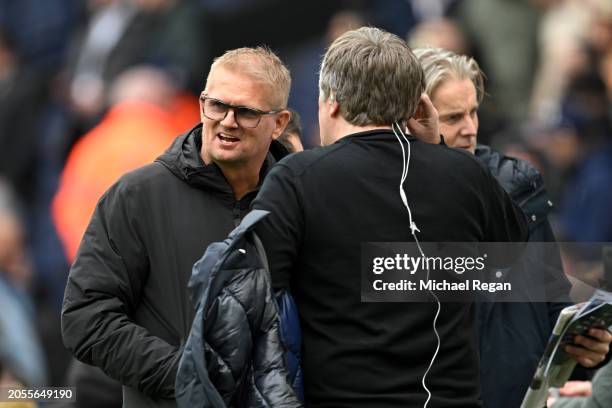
[438,110,464,119]
[439,105,479,118]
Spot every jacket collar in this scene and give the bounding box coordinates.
[337,128,417,143]
[475,144,548,211]
[155,123,287,204]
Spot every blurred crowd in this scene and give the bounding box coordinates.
[0,0,610,405]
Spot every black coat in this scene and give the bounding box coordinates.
[61,124,286,407]
[253,130,528,407]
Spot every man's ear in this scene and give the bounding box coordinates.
[328,99,340,118]
[198,93,206,122]
[271,110,291,140]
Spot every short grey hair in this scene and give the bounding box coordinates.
[207,46,291,109]
[319,27,425,126]
[413,47,485,103]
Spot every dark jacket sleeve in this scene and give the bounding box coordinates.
[536,219,572,320]
[61,180,181,398]
[484,168,529,244]
[252,163,304,291]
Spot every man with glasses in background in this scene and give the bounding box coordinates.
[61,47,292,408]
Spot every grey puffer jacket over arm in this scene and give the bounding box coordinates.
[176,210,302,408]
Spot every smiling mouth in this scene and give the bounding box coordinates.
[218,133,240,143]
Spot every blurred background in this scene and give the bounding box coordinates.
[0,0,610,405]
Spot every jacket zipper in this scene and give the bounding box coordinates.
[233,202,242,227]
[518,185,545,208]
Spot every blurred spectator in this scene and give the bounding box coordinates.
[0,179,47,389]
[53,66,199,262]
[67,0,139,123]
[367,0,417,39]
[531,0,607,125]
[589,0,612,118]
[67,0,204,130]
[408,17,470,57]
[199,0,265,14]
[0,0,83,71]
[557,71,612,241]
[277,108,304,153]
[0,184,32,293]
[116,0,205,88]
[410,0,458,21]
[0,28,50,204]
[285,9,366,148]
[452,0,556,125]
[587,0,612,56]
[549,360,612,407]
[601,51,612,101]
[0,363,38,407]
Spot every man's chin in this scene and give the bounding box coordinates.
[456,145,476,154]
[212,155,242,166]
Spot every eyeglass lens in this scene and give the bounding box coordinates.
[204,98,262,128]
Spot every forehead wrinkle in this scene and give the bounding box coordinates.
[433,79,478,113]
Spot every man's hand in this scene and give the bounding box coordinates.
[558,380,593,397]
[547,380,594,407]
[565,328,612,367]
[407,93,439,144]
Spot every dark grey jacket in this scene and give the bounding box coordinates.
[61,124,286,407]
[476,144,571,408]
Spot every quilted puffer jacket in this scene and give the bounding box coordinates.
[175,210,302,408]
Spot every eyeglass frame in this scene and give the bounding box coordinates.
[199,95,284,128]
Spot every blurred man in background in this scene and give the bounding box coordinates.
[277,107,304,153]
[0,179,47,390]
[53,65,199,261]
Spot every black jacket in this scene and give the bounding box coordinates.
[253,130,528,407]
[475,144,571,408]
[61,124,286,407]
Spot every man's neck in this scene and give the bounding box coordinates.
[323,121,391,146]
[219,162,261,201]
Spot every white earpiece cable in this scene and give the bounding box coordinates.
[391,122,441,408]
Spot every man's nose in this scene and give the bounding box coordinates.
[461,116,477,135]
[220,108,239,128]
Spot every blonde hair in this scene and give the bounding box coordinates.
[414,47,485,103]
[207,46,291,108]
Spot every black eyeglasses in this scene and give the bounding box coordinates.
[200,95,282,128]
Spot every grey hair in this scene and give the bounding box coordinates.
[413,47,485,103]
[207,46,291,108]
[319,26,425,126]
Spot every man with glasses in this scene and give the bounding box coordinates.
[62,47,291,407]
